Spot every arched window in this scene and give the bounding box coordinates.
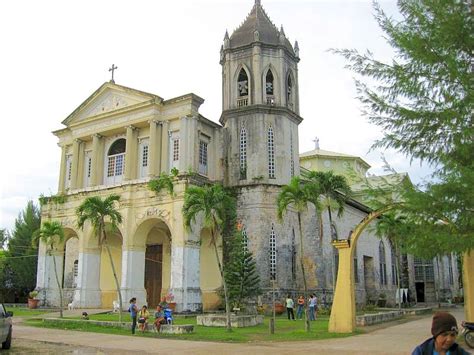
[391,245,397,285]
[240,127,247,179]
[265,70,274,105]
[106,138,126,184]
[270,224,276,280]
[267,126,275,178]
[379,241,387,285]
[287,74,293,108]
[237,68,249,107]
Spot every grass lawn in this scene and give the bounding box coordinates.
[26,314,359,342]
[6,307,55,318]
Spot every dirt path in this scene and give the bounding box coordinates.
[7,308,468,354]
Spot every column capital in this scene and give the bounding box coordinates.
[74,138,83,144]
[92,133,103,139]
[126,125,138,131]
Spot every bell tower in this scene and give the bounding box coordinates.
[220,0,302,186]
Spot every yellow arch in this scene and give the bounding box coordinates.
[328,205,397,333]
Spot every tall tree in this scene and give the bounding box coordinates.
[76,195,124,321]
[3,201,41,300]
[183,183,236,332]
[36,221,65,317]
[0,229,6,249]
[332,0,473,256]
[306,171,352,241]
[224,231,261,310]
[277,176,320,332]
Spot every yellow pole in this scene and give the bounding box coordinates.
[463,251,474,321]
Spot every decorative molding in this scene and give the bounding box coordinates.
[136,207,171,221]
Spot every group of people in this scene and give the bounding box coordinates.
[128,297,169,334]
[285,294,319,321]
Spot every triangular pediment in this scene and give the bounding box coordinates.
[63,82,162,126]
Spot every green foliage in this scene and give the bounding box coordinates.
[224,231,261,310]
[76,195,122,243]
[1,201,40,300]
[38,194,67,207]
[334,0,474,256]
[148,172,176,196]
[277,176,321,219]
[0,229,6,249]
[36,221,65,253]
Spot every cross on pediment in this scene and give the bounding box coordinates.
[109,64,118,83]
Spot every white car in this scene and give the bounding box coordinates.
[0,304,12,349]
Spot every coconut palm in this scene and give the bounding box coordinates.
[36,220,65,317]
[374,212,409,310]
[277,176,321,332]
[306,171,352,241]
[183,184,235,332]
[76,195,123,321]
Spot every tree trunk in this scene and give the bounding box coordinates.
[51,250,63,318]
[395,243,401,310]
[298,213,310,332]
[211,226,232,332]
[102,225,123,323]
[327,204,336,240]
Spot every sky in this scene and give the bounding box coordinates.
[0,0,433,232]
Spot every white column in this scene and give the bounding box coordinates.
[73,250,102,308]
[91,134,104,186]
[120,248,147,307]
[70,139,82,189]
[160,121,170,173]
[170,241,201,312]
[124,125,138,181]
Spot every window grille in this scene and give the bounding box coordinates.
[240,127,247,179]
[267,126,275,178]
[106,138,126,183]
[142,145,149,168]
[87,157,92,178]
[379,241,387,285]
[199,140,208,175]
[173,138,180,161]
[242,227,248,252]
[287,74,293,108]
[65,155,72,188]
[270,225,276,280]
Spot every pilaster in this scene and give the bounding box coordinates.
[160,121,170,173]
[76,140,85,188]
[58,145,67,193]
[70,139,82,189]
[170,241,202,312]
[91,134,104,186]
[148,120,162,177]
[124,125,138,180]
[73,250,102,308]
[120,248,147,307]
[252,44,262,104]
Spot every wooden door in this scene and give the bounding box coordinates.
[145,244,162,308]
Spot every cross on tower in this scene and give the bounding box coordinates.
[312,137,320,150]
[108,64,118,83]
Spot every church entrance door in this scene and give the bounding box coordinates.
[145,244,162,308]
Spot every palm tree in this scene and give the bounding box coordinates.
[374,212,408,310]
[306,171,352,241]
[277,176,321,332]
[76,195,123,321]
[36,220,65,317]
[183,184,235,332]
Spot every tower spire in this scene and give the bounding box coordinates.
[255,0,261,6]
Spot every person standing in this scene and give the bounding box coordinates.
[285,295,295,320]
[412,311,469,355]
[128,297,139,334]
[296,295,305,320]
[308,294,316,321]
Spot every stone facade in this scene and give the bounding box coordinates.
[36,1,460,311]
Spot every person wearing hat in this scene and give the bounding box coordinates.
[412,311,470,355]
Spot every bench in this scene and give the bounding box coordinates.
[159,324,194,334]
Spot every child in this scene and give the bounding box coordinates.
[137,305,150,333]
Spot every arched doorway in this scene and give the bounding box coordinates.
[62,229,79,304]
[145,221,171,308]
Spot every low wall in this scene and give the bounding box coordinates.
[197,314,263,328]
[356,307,433,326]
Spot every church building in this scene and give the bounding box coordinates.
[36,1,461,311]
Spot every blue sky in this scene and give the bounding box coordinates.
[0,0,433,232]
